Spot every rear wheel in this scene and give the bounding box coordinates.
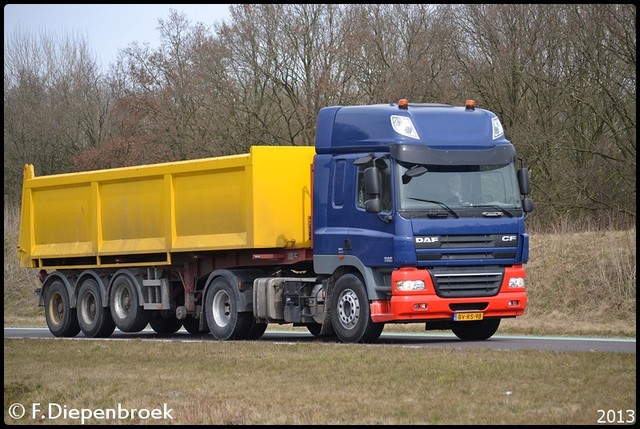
[182,315,209,334]
[44,280,81,337]
[451,318,501,341]
[330,273,384,343]
[205,277,251,340]
[77,279,115,338]
[149,313,183,334]
[109,274,148,332]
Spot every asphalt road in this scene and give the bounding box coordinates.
[4,327,636,353]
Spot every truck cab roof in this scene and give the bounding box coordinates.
[315,101,512,155]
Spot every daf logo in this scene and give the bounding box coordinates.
[501,235,517,242]
[415,237,438,243]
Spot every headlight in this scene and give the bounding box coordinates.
[396,280,426,291]
[492,117,504,139]
[390,115,420,140]
[508,277,525,288]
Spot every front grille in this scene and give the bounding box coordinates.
[414,234,518,262]
[430,267,504,298]
[417,251,516,261]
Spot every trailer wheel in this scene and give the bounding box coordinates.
[44,280,81,337]
[330,273,384,343]
[205,278,251,340]
[451,318,501,341]
[149,313,183,334]
[109,275,148,332]
[77,279,115,338]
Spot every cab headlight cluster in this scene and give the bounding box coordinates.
[492,116,504,139]
[390,115,420,140]
[508,277,525,288]
[396,280,426,291]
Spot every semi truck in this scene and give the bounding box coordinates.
[17,99,534,343]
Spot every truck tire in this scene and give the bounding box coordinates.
[205,277,252,340]
[330,273,384,343]
[451,318,501,341]
[44,280,81,337]
[245,320,268,340]
[306,323,322,337]
[77,279,115,338]
[182,315,209,334]
[306,322,336,339]
[149,313,183,334]
[109,274,149,332]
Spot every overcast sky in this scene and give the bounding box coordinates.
[4,4,232,69]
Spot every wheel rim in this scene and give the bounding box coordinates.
[336,289,360,329]
[80,291,97,326]
[113,285,131,320]
[48,291,64,326]
[212,290,231,328]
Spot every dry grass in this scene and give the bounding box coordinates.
[3,338,636,425]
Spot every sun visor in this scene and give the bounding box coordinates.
[390,143,516,166]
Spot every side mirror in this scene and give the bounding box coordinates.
[365,198,382,213]
[364,166,381,213]
[522,196,534,213]
[517,167,531,195]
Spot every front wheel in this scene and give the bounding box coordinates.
[451,318,501,341]
[306,323,322,337]
[44,280,81,337]
[330,273,384,343]
[305,322,336,339]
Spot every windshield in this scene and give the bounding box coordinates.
[397,161,522,212]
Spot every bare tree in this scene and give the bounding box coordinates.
[340,4,459,104]
[560,5,636,219]
[102,9,224,163]
[4,28,107,203]
[448,4,635,226]
[214,4,351,150]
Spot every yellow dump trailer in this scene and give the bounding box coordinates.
[18,146,315,270]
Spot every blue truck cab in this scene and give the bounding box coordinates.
[312,99,534,343]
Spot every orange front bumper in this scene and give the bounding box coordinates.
[370,265,527,323]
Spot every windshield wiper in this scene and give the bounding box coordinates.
[476,204,514,218]
[407,197,459,218]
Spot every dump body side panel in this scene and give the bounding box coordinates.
[17,146,315,269]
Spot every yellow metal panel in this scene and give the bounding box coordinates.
[251,146,315,248]
[99,177,166,253]
[172,164,249,251]
[17,147,316,268]
[31,184,93,257]
[17,165,36,267]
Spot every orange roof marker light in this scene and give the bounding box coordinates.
[398,99,409,110]
[465,99,476,111]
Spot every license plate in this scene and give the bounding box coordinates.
[453,312,484,321]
